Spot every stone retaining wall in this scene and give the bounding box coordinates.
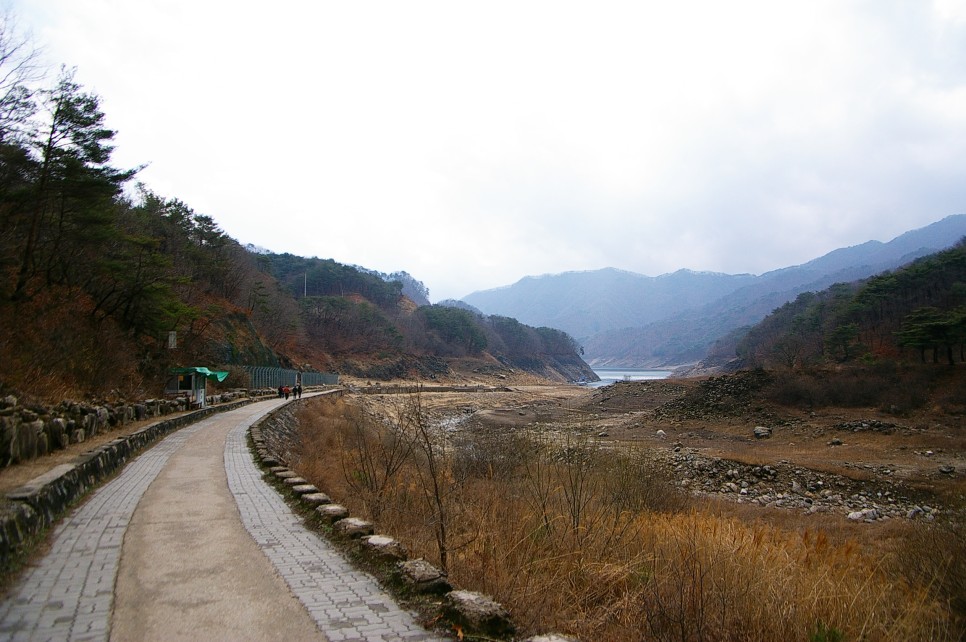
[0,397,257,570]
[254,402,301,464]
[0,389,264,469]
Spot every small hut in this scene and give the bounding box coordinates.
[166,367,229,408]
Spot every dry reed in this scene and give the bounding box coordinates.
[293,394,958,641]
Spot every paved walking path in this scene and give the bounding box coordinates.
[0,398,444,641]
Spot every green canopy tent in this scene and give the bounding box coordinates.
[166,367,230,408]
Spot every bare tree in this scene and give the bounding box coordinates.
[0,10,43,143]
[338,398,418,521]
[403,392,452,571]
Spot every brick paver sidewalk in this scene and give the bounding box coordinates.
[0,399,444,641]
[225,410,440,642]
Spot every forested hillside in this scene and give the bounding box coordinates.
[737,239,966,368]
[0,57,592,401]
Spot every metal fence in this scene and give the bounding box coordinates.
[239,366,339,389]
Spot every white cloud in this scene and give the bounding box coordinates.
[13,0,966,300]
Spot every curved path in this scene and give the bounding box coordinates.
[0,398,443,641]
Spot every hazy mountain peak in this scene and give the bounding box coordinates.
[462,215,966,366]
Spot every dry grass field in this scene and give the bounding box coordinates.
[293,368,966,641]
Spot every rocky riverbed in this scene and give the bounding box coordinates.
[661,447,947,522]
[389,369,964,526]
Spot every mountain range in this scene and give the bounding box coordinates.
[461,214,966,367]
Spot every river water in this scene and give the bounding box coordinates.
[587,367,673,388]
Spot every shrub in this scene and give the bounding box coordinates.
[293,394,958,640]
[766,365,952,414]
[896,521,966,638]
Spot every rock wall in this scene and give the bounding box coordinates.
[502,353,598,384]
[0,390,258,469]
[254,401,301,464]
[0,397,256,570]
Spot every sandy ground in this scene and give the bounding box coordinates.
[351,375,966,509]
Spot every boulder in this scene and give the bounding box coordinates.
[847,508,879,522]
[11,421,39,463]
[317,504,349,523]
[333,517,373,538]
[753,426,772,439]
[363,535,407,560]
[300,492,332,506]
[94,406,109,434]
[397,558,451,594]
[445,590,515,638]
[48,418,68,450]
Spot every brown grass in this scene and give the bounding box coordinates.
[293,394,961,641]
[0,289,145,401]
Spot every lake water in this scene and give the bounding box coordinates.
[587,368,673,388]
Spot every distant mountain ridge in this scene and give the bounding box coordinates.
[461,214,966,366]
[736,239,966,370]
[462,268,758,339]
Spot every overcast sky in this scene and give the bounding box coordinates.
[12,1,966,301]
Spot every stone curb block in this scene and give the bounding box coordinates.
[300,492,332,506]
[333,517,374,538]
[444,589,515,639]
[250,392,578,641]
[362,534,407,560]
[317,504,349,522]
[396,558,451,595]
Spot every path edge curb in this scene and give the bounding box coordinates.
[250,394,576,642]
[0,398,260,569]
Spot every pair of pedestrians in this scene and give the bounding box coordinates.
[277,385,303,400]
